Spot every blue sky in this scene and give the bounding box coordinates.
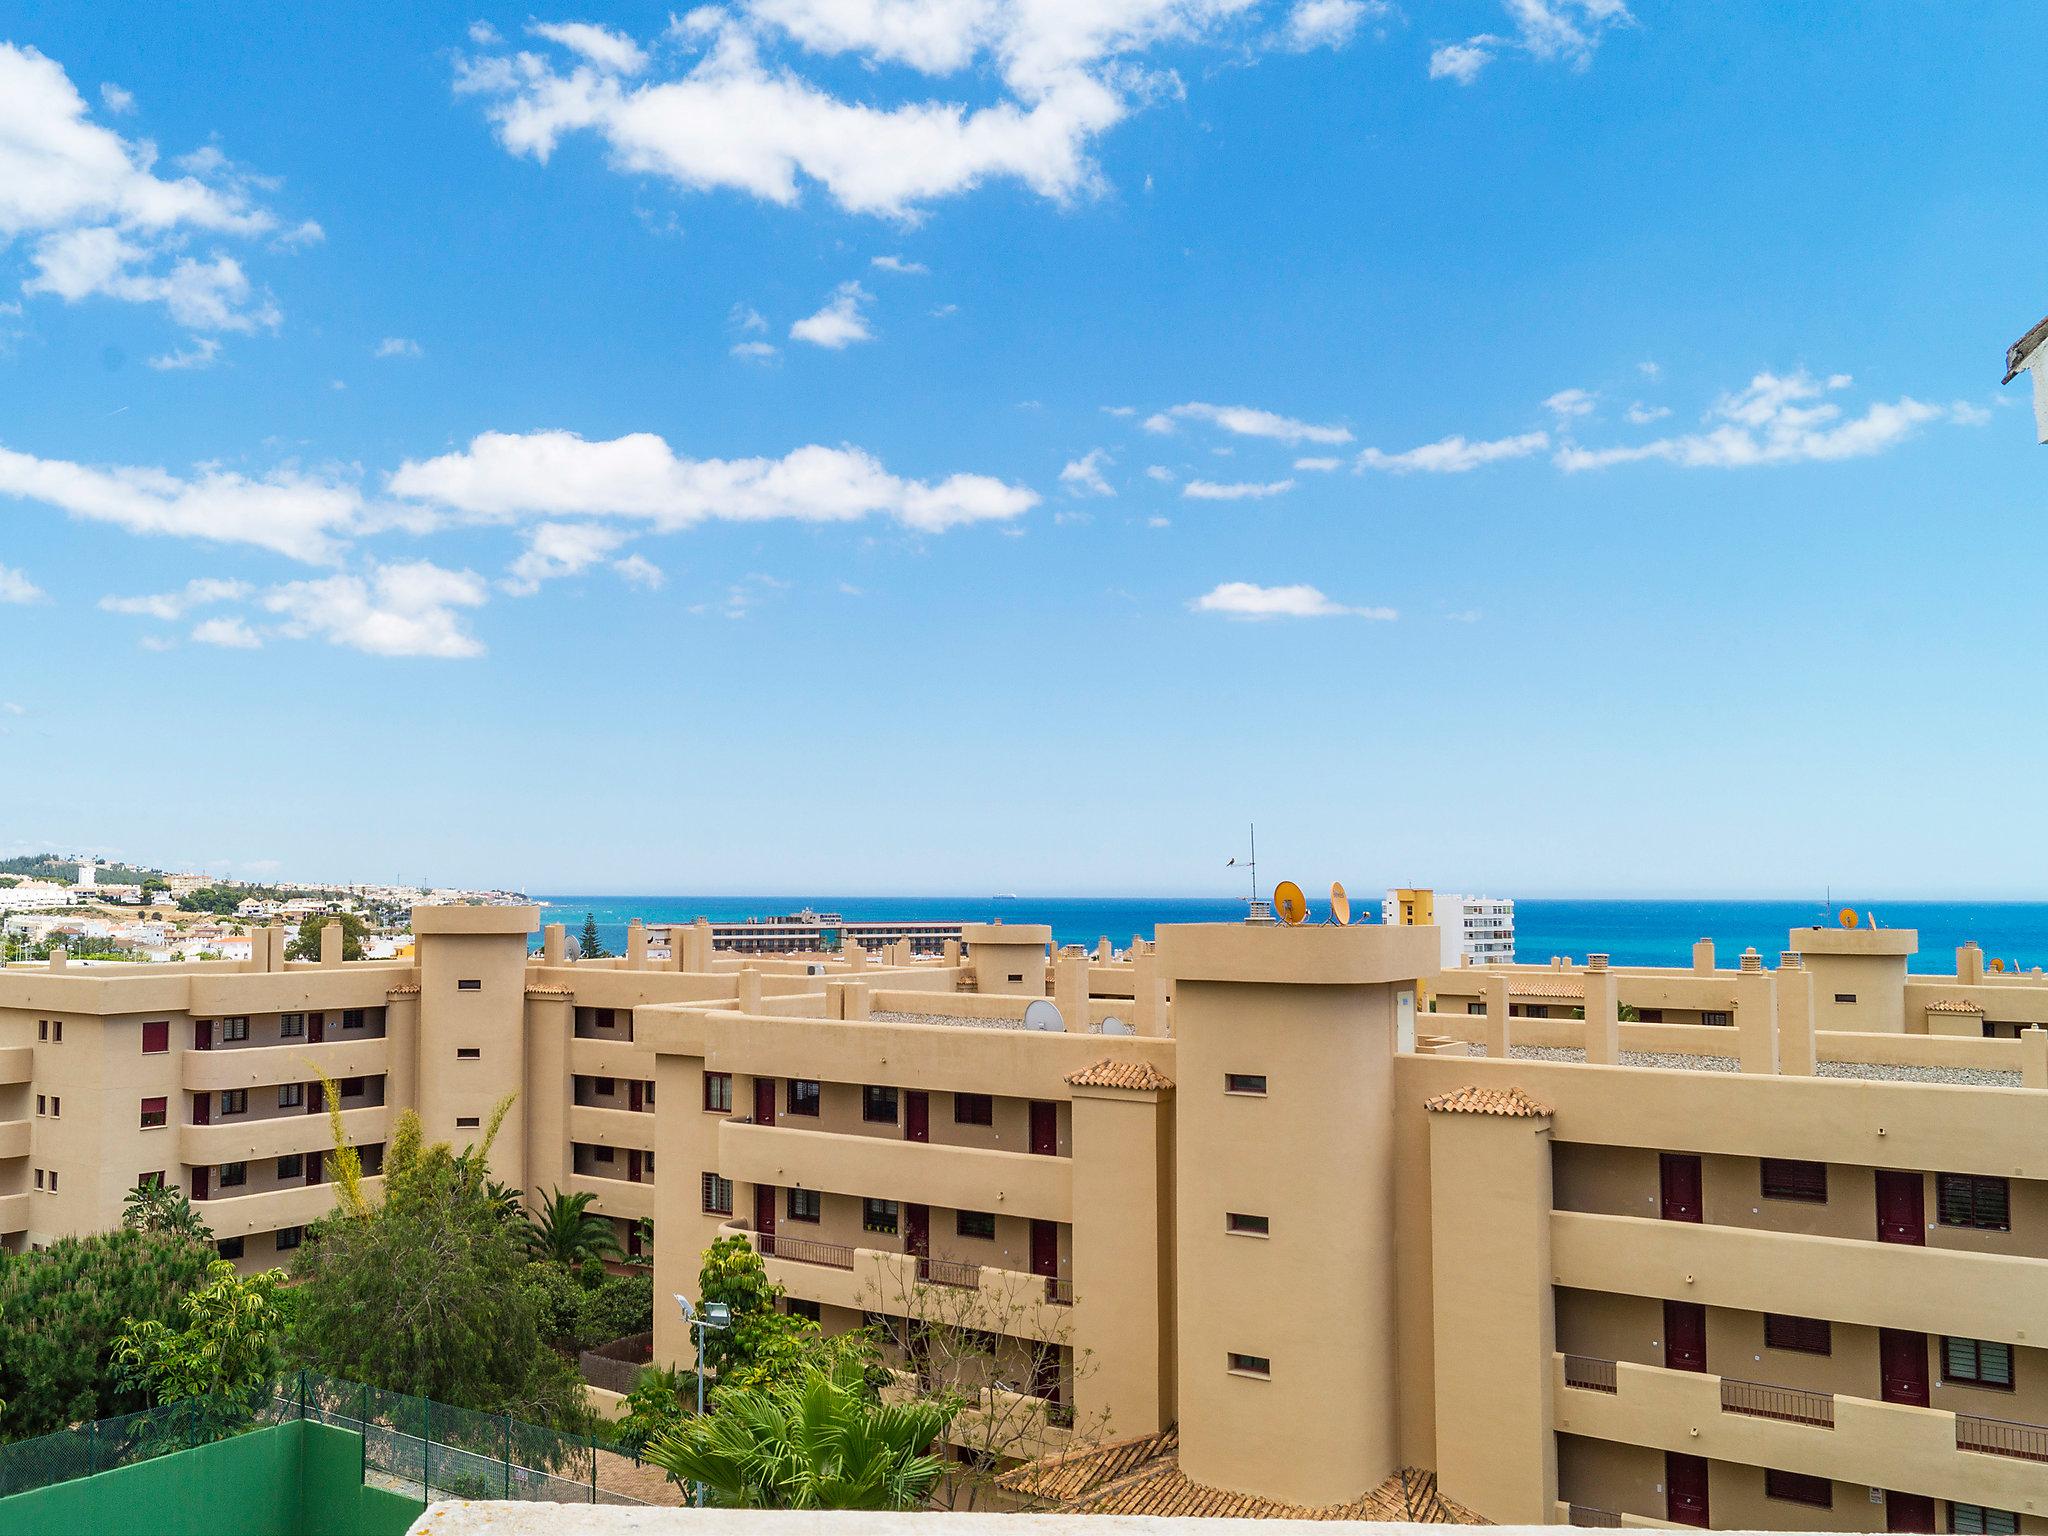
[1,1,2044,898]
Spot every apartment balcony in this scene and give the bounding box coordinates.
[0,1190,26,1232]
[568,1037,649,1080]
[0,1119,26,1159]
[1551,1209,2048,1345]
[568,1103,655,1153]
[181,1036,391,1093]
[718,1120,1072,1222]
[0,1046,29,1084]
[1554,1354,2048,1513]
[570,1171,654,1223]
[195,1174,386,1240]
[180,1104,388,1165]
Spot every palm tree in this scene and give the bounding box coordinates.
[645,1357,956,1509]
[121,1179,213,1240]
[524,1188,623,1266]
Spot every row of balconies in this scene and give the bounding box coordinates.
[716,1119,1072,1222]
[194,1174,387,1239]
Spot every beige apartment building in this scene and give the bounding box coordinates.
[6,909,2048,1533]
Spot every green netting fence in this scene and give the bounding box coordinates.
[0,1371,653,1508]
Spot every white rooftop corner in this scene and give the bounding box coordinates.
[2003,312,2048,442]
[404,1510,1600,1536]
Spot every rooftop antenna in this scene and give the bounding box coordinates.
[1228,824,1274,924]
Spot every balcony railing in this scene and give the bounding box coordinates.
[1566,1506,1622,1528]
[917,1256,982,1290]
[1720,1376,1834,1428]
[1045,1276,1074,1306]
[1957,1413,2048,1463]
[761,1233,855,1270]
[1562,1355,1617,1393]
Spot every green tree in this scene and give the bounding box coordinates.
[524,1188,624,1267]
[112,1260,288,1431]
[693,1236,877,1399]
[289,1100,589,1428]
[284,911,368,961]
[614,1367,694,1458]
[122,1179,214,1241]
[578,913,610,959]
[645,1355,955,1509]
[0,1229,215,1438]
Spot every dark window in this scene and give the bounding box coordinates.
[457,979,481,991]
[1764,1469,1831,1508]
[455,1115,480,1128]
[219,1161,247,1188]
[595,1008,615,1029]
[279,1083,303,1109]
[1937,1174,2010,1231]
[788,1079,821,1116]
[1763,1314,1831,1355]
[274,1226,303,1252]
[1638,1008,1664,1023]
[139,1096,168,1128]
[594,1076,615,1096]
[863,1198,899,1234]
[1007,974,1024,983]
[216,1236,245,1261]
[457,1047,481,1060]
[703,1072,732,1112]
[701,1173,734,1215]
[277,1154,304,1179]
[1760,1158,1827,1202]
[1224,1073,1268,1096]
[1701,1010,1732,1027]
[221,1017,250,1042]
[1227,1213,1271,1236]
[1523,1005,1550,1020]
[1951,1505,2019,1535]
[786,1298,822,1322]
[38,1020,46,1041]
[1466,1002,1486,1015]
[137,1170,165,1190]
[1227,1353,1271,1378]
[788,1188,822,1222]
[141,1020,169,1054]
[864,1085,899,1123]
[341,1077,364,1097]
[342,1009,365,1029]
[954,1093,993,1126]
[1833,993,1856,1004]
[957,1209,996,1239]
[594,1145,615,1163]
[1944,1337,2014,1389]
[279,1014,305,1039]
[219,1090,246,1115]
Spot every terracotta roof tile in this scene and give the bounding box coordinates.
[1924,999,1985,1013]
[384,984,420,998]
[999,1428,1484,1522]
[1064,1058,1174,1091]
[1424,1084,1551,1119]
[1510,981,1584,999]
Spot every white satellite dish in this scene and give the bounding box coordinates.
[1023,1000,1065,1032]
[1099,1017,1133,1036]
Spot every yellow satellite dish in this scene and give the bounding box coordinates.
[1838,907,1859,929]
[1274,881,1308,926]
[1329,881,1351,926]
[1990,957,2007,973]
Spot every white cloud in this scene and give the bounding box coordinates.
[730,339,778,360]
[1637,360,1661,379]
[1544,387,1596,418]
[98,82,135,115]
[190,615,261,649]
[0,44,301,331]
[263,561,490,659]
[1147,514,1170,527]
[1144,464,1174,482]
[1293,455,1341,471]
[1144,401,1351,444]
[930,302,958,318]
[502,520,630,594]
[455,4,1349,222]
[1431,0,1632,84]
[388,429,1037,534]
[375,337,423,358]
[1059,448,1115,496]
[1192,581,1395,620]
[146,336,222,371]
[870,254,928,274]
[271,218,324,251]
[1283,0,1386,50]
[0,564,46,603]
[1357,431,1549,473]
[99,577,251,620]
[730,302,768,332]
[1556,370,1977,471]
[1625,401,1670,425]
[790,281,873,348]
[0,444,359,562]
[613,552,665,589]
[527,21,650,74]
[1182,478,1294,499]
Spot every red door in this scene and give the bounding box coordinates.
[1879,1329,1929,1406]
[754,1185,777,1254]
[1660,1153,1703,1222]
[627,1149,643,1183]
[191,1093,210,1126]
[1876,1170,1925,1244]
[905,1204,930,1270]
[753,1079,776,1126]
[308,1012,325,1044]
[1029,1101,1058,1156]
[193,1019,212,1051]
[1030,1219,1059,1278]
[628,1081,643,1113]
[191,1166,210,1201]
[1665,1452,1708,1528]
[1886,1492,1936,1533]
[305,1150,322,1186]
[309,1080,324,1114]
[904,1091,929,1143]
[1663,1300,1708,1372]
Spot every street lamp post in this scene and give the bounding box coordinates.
[673,1294,731,1508]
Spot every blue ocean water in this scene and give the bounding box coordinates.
[533,896,2048,974]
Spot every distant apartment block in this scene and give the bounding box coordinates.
[1385,887,1516,967]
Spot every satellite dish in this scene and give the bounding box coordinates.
[1991,957,2007,973]
[1274,881,1307,926]
[1023,1000,1064,1032]
[1838,907,1859,930]
[1100,1017,1133,1036]
[1329,881,1351,926]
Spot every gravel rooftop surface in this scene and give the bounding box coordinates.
[1503,1042,2018,1086]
